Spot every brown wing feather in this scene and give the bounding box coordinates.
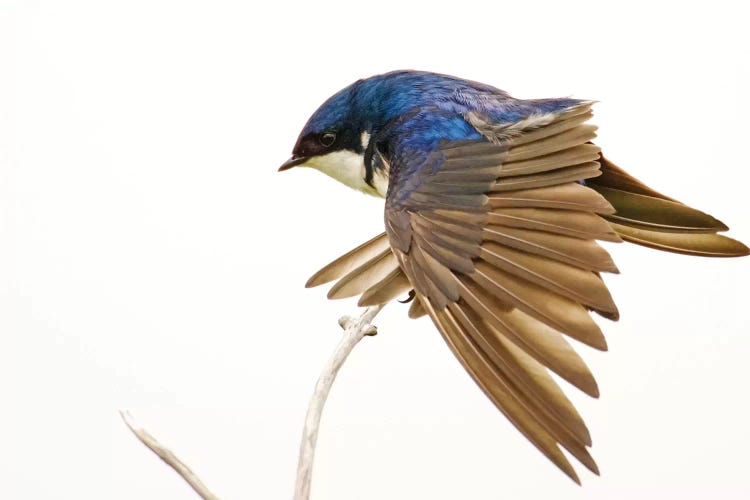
[446,302,599,474]
[448,301,593,448]
[456,278,599,397]
[306,233,390,287]
[305,102,749,484]
[589,155,749,256]
[479,243,619,317]
[358,268,411,306]
[591,185,728,232]
[481,225,619,273]
[489,182,615,213]
[311,104,628,481]
[327,248,399,299]
[498,145,601,177]
[490,162,603,191]
[607,221,750,257]
[425,299,583,483]
[487,208,621,242]
[306,99,748,480]
[468,262,608,350]
[378,105,620,480]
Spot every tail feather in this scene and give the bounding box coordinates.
[592,155,675,200]
[588,155,749,257]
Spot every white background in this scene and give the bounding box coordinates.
[1,1,749,498]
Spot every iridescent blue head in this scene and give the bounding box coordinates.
[278,79,388,196]
[278,70,531,197]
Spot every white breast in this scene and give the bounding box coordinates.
[304,150,388,198]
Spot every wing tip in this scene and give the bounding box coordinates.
[588,382,601,399]
[587,457,601,477]
[612,223,750,257]
[729,237,750,256]
[305,273,327,288]
[595,307,620,322]
[713,217,730,233]
[589,335,608,352]
[327,285,354,300]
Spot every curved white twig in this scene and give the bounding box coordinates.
[120,410,220,500]
[293,304,385,500]
[120,305,384,500]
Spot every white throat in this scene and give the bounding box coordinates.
[303,150,388,198]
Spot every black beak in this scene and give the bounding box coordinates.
[278,156,308,172]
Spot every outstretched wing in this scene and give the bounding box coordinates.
[307,102,621,482]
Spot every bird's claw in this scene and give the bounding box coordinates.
[399,290,416,304]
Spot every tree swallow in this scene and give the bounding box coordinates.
[279,70,749,482]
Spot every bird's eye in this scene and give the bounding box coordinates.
[319,132,336,147]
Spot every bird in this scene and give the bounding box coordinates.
[278,70,749,483]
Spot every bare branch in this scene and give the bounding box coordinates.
[120,305,384,500]
[293,304,385,500]
[120,410,220,500]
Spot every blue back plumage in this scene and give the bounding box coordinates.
[295,70,587,205]
[301,70,583,143]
